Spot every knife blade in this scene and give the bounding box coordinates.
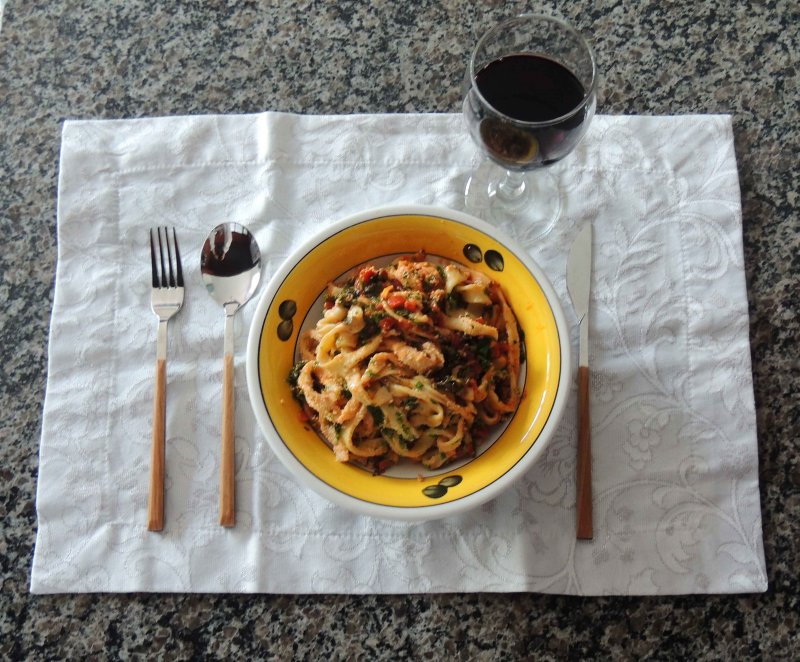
[566,223,593,540]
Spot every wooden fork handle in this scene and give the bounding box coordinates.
[220,353,236,527]
[576,365,593,539]
[148,358,166,532]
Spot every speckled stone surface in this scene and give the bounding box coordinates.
[1,0,797,658]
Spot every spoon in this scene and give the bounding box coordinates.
[201,222,262,527]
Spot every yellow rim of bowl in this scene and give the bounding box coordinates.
[256,213,562,508]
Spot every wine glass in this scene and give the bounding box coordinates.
[463,14,597,235]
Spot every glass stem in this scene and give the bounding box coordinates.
[497,170,527,202]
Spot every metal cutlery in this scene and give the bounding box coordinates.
[200,223,261,527]
[148,227,185,531]
[566,223,593,540]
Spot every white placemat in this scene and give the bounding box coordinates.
[31,112,767,594]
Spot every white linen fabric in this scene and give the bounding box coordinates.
[31,113,767,594]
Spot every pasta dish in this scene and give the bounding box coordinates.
[288,252,523,473]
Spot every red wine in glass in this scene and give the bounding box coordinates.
[474,54,588,169]
[462,14,597,232]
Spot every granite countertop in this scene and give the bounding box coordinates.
[1,0,797,658]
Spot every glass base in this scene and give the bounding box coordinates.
[464,160,561,238]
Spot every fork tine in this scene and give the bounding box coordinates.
[157,227,167,288]
[149,229,159,288]
[164,226,176,288]
[172,228,184,287]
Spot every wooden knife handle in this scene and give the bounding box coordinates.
[220,353,236,527]
[148,358,166,532]
[576,365,593,539]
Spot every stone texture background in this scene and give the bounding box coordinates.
[1,0,797,658]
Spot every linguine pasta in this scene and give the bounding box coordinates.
[288,252,524,474]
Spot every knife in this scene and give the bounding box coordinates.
[566,223,593,540]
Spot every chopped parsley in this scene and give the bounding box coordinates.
[475,337,493,369]
[287,361,305,388]
[336,284,357,306]
[402,397,419,413]
[288,360,307,400]
[363,280,383,297]
[445,291,465,312]
[367,405,384,426]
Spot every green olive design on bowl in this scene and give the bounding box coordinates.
[485,250,504,271]
[277,299,296,341]
[461,243,504,271]
[463,243,483,263]
[422,475,463,499]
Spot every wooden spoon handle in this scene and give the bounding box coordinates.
[147,358,166,532]
[220,353,236,527]
[576,365,593,539]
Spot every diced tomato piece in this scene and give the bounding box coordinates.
[359,266,377,284]
[379,317,397,331]
[403,298,420,312]
[387,293,406,309]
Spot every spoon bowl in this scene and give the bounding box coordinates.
[201,223,262,312]
[201,222,261,527]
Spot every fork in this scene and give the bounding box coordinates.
[148,227,185,531]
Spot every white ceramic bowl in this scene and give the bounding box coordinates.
[246,205,571,520]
